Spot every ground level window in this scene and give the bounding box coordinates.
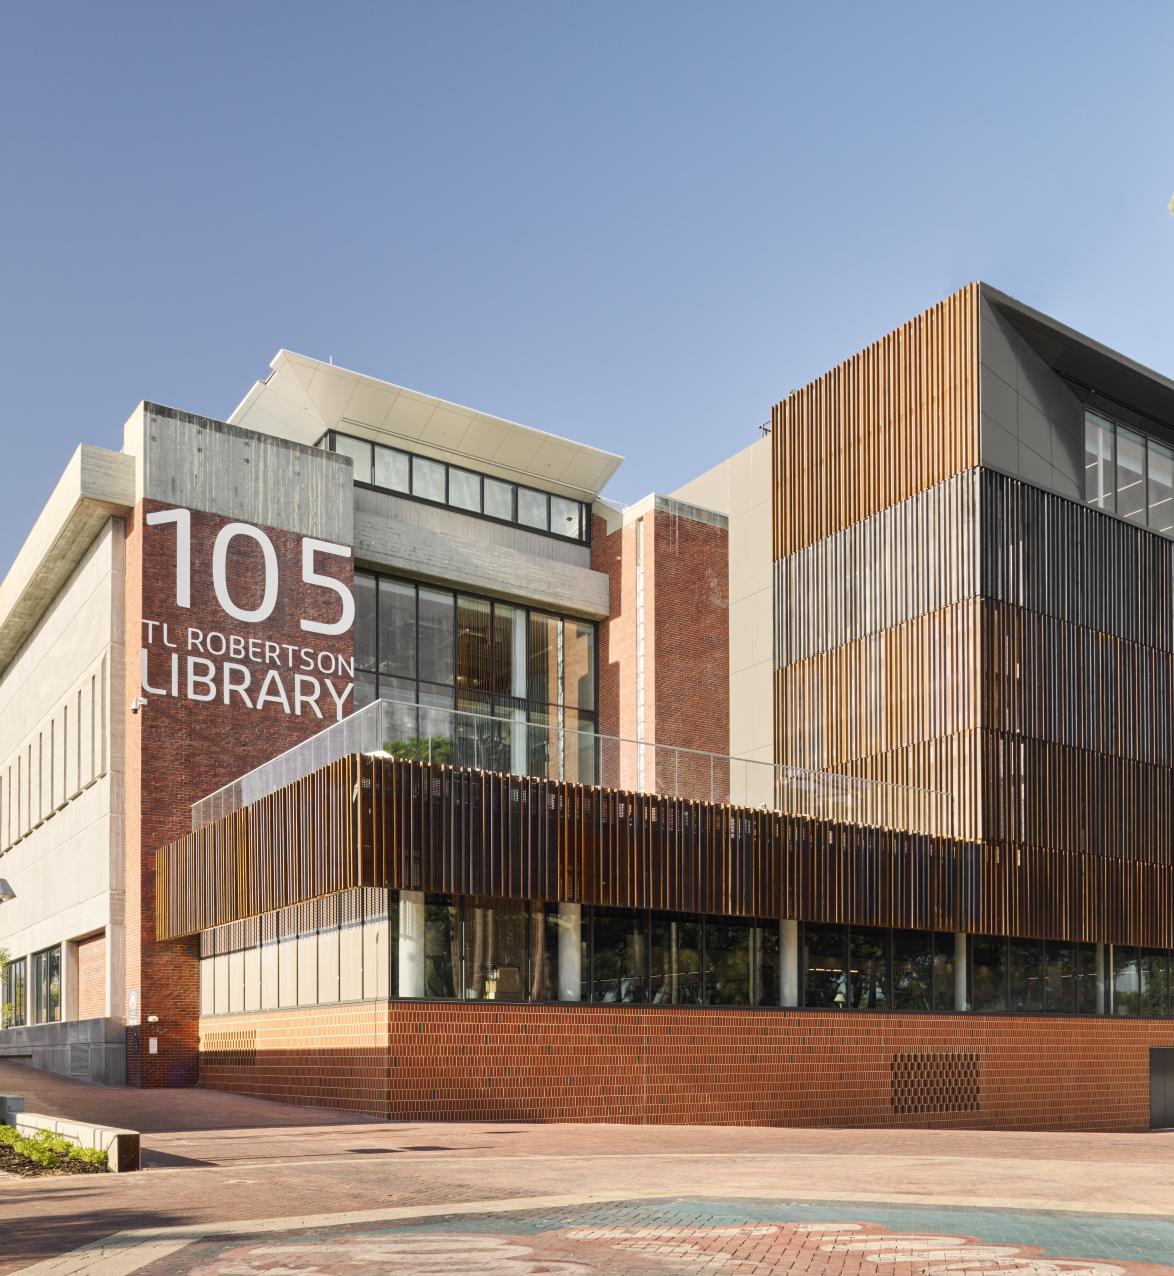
[650,914,701,1005]
[592,908,648,1004]
[970,937,1007,1013]
[30,946,61,1024]
[2,957,26,1028]
[803,924,848,1009]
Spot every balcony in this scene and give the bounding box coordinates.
[191,699,952,838]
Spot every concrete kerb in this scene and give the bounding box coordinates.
[2,1096,140,1172]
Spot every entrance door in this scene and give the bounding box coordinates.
[1149,1049,1174,1129]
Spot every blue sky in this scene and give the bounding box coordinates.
[2,2,1172,568]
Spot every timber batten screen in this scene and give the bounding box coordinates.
[158,755,1174,948]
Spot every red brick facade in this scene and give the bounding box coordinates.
[75,932,106,1020]
[123,500,354,1086]
[592,505,729,792]
[199,1002,1174,1131]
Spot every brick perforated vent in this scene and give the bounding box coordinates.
[890,1051,980,1114]
[203,1029,257,1068]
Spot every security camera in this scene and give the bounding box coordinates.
[130,697,149,714]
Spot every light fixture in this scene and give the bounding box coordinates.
[0,879,15,904]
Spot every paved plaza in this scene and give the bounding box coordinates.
[3,1061,1174,1274]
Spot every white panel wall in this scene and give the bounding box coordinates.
[0,520,123,1021]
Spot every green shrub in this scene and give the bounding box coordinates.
[69,1145,109,1167]
[0,1123,107,1170]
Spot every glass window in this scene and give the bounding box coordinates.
[932,932,957,1012]
[461,898,529,1001]
[564,621,595,711]
[354,669,378,710]
[518,487,549,531]
[1114,947,1140,1016]
[803,924,848,1009]
[1140,950,1169,1017]
[551,496,582,540]
[705,917,752,1005]
[751,923,779,1007]
[970,936,1007,1013]
[456,596,492,694]
[335,434,373,484]
[30,946,61,1024]
[892,930,934,1012]
[1043,941,1076,1013]
[649,914,702,1004]
[412,456,446,503]
[448,468,482,514]
[423,896,459,998]
[528,614,560,707]
[492,604,527,699]
[1075,943,1100,1015]
[2,957,26,1028]
[1085,413,1115,512]
[1149,440,1174,536]
[354,574,377,672]
[374,446,410,493]
[561,709,597,787]
[378,580,416,679]
[1008,939,1043,1013]
[1116,427,1146,523]
[591,908,647,1003]
[418,589,454,685]
[484,477,514,522]
[849,927,889,1009]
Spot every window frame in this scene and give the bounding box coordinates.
[323,430,591,545]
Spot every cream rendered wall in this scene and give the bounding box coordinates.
[0,520,124,1022]
[671,436,774,805]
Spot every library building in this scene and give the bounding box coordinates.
[3,281,1174,1130]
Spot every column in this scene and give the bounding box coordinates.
[62,940,79,1023]
[780,919,799,1007]
[1095,942,1106,1015]
[954,932,967,1011]
[557,902,582,1001]
[397,891,425,999]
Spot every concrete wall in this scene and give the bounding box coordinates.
[672,437,774,803]
[355,487,608,619]
[0,519,124,1025]
[126,403,354,545]
[0,1017,125,1086]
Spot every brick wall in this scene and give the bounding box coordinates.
[200,1003,390,1113]
[198,1002,1174,1132]
[592,506,729,793]
[76,932,106,1020]
[124,500,354,1086]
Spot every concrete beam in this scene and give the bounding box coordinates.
[0,446,135,677]
[354,511,611,619]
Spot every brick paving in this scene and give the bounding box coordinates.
[4,1062,1174,1274]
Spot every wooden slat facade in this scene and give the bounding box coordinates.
[771,283,1174,951]
[157,753,1174,948]
[772,283,979,560]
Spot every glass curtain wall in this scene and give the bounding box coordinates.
[354,572,596,781]
[197,904,1174,1019]
[1084,410,1174,537]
